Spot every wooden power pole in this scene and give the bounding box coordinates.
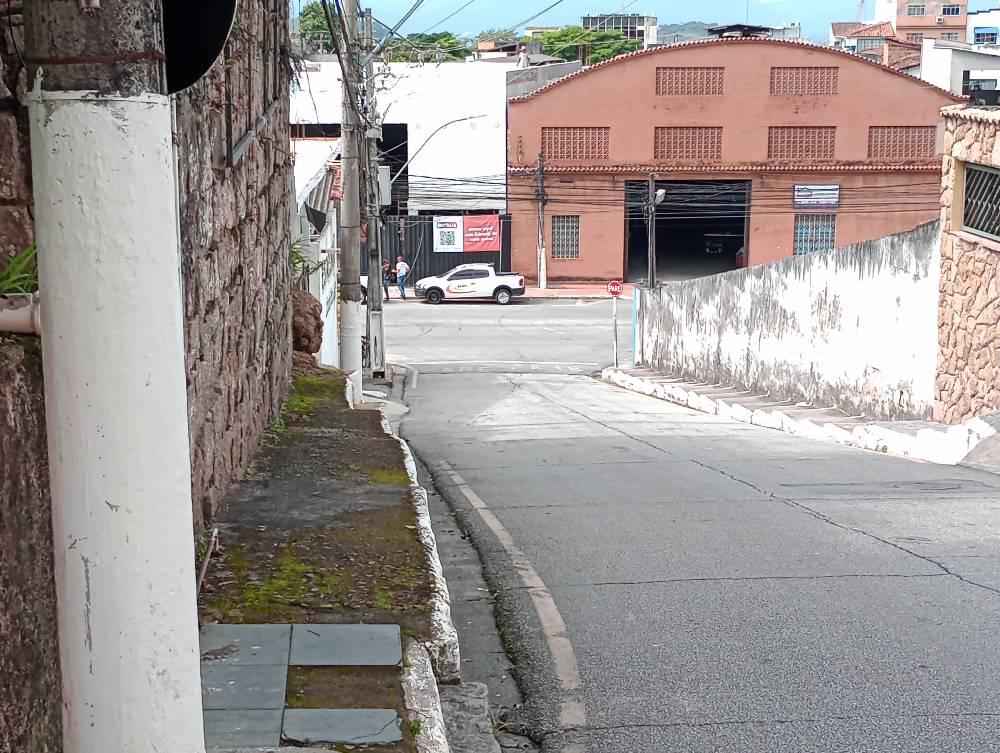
[536,153,547,289]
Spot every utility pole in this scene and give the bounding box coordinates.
[647,174,657,288]
[363,10,386,379]
[536,153,548,289]
[24,2,205,752]
[340,0,364,400]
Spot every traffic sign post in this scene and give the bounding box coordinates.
[608,280,623,368]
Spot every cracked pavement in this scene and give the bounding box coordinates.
[391,302,1000,753]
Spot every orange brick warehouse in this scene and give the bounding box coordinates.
[506,37,964,284]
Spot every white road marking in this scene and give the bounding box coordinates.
[440,461,588,734]
[403,360,597,367]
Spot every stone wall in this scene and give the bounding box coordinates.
[937,107,1000,424]
[636,221,942,420]
[175,3,293,525]
[0,0,292,747]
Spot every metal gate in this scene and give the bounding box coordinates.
[363,214,513,281]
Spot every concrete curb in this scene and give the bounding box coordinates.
[381,410,462,684]
[603,367,997,465]
[402,639,453,753]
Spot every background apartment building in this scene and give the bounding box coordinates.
[895,0,968,43]
[582,13,658,47]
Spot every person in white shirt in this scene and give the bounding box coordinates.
[395,257,411,300]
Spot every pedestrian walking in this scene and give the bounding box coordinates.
[395,256,411,300]
[381,260,392,300]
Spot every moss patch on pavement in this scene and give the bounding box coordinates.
[199,364,434,639]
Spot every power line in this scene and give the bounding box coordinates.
[423,0,480,33]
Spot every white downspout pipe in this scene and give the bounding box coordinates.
[27,81,206,753]
[0,294,41,334]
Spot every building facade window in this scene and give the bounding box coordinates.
[793,214,837,254]
[941,32,961,40]
[963,163,1000,240]
[770,67,839,96]
[541,127,610,160]
[975,28,999,44]
[856,37,884,51]
[907,32,924,42]
[941,4,962,15]
[867,126,937,160]
[656,67,725,96]
[551,215,581,259]
[654,127,722,160]
[768,126,836,160]
[907,4,926,15]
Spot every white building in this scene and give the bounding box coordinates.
[291,61,514,214]
[919,38,1000,95]
[968,8,1000,44]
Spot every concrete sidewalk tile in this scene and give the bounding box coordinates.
[203,709,283,748]
[200,624,291,666]
[201,663,288,710]
[289,624,402,666]
[282,709,402,746]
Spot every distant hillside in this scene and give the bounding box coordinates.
[657,21,717,44]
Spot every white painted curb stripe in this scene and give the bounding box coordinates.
[440,461,587,730]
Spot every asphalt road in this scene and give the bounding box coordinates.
[389,301,1000,753]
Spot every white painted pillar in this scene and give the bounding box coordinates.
[28,85,206,753]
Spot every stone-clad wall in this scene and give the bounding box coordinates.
[0,1,292,748]
[937,107,1000,424]
[175,3,293,525]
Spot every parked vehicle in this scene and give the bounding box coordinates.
[414,264,525,305]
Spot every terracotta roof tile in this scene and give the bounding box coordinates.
[831,22,864,36]
[847,21,896,38]
[508,37,965,104]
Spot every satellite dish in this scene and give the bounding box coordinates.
[164,0,239,94]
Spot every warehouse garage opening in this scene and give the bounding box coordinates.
[625,180,751,282]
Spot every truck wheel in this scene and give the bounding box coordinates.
[426,288,443,305]
[494,287,512,305]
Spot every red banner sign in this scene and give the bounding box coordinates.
[462,215,502,253]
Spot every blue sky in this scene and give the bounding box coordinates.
[326,0,998,41]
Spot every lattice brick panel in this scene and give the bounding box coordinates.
[867,126,937,160]
[770,67,839,96]
[656,67,725,96]
[654,127,723,161]
[541,127,610,160]
[768,126,836,160]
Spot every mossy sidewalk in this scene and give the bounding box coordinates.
[198,363,436,751]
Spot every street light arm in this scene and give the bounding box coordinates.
[389,115,486,187]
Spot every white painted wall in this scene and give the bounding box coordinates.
[636,222,942,420]
[969,9,1000,43]
[292,62,514,213]
[920,38,1000,92]
[872,0,897,25]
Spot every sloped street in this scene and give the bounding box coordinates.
[392,301,1000,753]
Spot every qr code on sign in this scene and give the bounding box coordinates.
[441,231,456,245]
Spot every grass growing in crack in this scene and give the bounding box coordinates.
[408,719,423,737]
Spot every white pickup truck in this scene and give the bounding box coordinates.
[414,264,525,305]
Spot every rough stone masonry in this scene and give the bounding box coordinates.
[0,2,294,751]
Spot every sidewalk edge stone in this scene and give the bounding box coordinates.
[602,367,998,467]
[381,411,462,683]
[401,639,452,753]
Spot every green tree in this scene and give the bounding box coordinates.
[383,32,470,62]
[540,26,640,64]
[298,1,329,36]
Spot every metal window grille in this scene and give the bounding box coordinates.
[963,164,1000,240]
[541,127,610,160]
[552,216,581,259]
[770,67,839,96]
[793,214,837,255]
[656,67,725,96]
[907,33,924,43]
[975,30,998,44]
[942,5,962,15]
[942,32,961,40]
[907,4,926,15]
[867,126,937,160]
[768,127,836,160]
[654,127,722,160]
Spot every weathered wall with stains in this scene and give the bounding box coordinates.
[636,221,941,420]
[0,1,291,748]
